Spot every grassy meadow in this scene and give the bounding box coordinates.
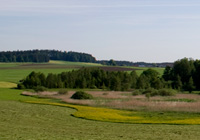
[1,61,200,140]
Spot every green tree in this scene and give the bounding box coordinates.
[186,77,195,93]
[130,71,138,89]
[108,59,117,66]
[110,75,121,91]
[121,72,131,91]
[173,75,182,90]
[162,66,172,81]
[173,58,195,85]
[137,74,150,89]
[141,69,161,89]
[46,73,57,88]
[193,60,200,89]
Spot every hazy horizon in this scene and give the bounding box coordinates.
[1,0,200,63]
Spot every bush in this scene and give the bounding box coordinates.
[34,86,47,92]
[158,89,176,96]
[58,89,68,95]
[142,88,176,97]
[17,83,25,89]
[145,93,151,100]
[132,90,141,96]
[103,92,109,95]
[90,85,97,89]
[142,88,158,97]
[71,91,93,99]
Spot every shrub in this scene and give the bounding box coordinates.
[145,93,151,100]
[142,88,176,97]
[71,91,93,99]
[17,83,25,89]
[90,85,97,89]
[132,90,141,96]
[142,88,158,97]
[103,92,109,95]
[142,88,154,94]
[150,90,159,96]
[58,89,68,95]
[158,89,176,96]
[34,86,47,92]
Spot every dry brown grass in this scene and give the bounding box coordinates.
[22,91,200,113]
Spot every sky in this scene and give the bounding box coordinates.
[1,0,200,62]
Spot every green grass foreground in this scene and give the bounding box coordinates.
[2,101,200,140]
[1,89,200,140]
[1,88,200,125]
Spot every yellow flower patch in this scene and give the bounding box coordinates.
[24,100,200,125]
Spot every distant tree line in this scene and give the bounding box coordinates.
[0,50,96,63]
[0,50,49,62]
[97,59,173,67]
[0,50,173,67]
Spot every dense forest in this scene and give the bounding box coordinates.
[18,58,200,92]
[0,50,96,63]
[0,50,172,67]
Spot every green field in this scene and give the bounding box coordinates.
[2,100,200,140]
[1,61,200,140]
[1,88,200,140]
[0,61,102,83]
[131,66,164,76]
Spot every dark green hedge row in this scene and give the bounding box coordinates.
[0,50,96,63]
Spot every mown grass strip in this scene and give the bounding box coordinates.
[0,88,50,102]
[24,100,200,125]
[0,81,17,88]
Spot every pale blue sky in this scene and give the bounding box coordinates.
[1,0,200,62]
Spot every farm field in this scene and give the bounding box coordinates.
[0,61,161,83]
[1,61,200,139]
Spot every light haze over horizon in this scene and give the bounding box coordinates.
[1,0,200,63]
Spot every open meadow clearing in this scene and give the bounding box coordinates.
[1,61,200,139]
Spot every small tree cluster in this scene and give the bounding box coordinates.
[18,67,166,91]
[162,58,200,92]
[71,91,93,99]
